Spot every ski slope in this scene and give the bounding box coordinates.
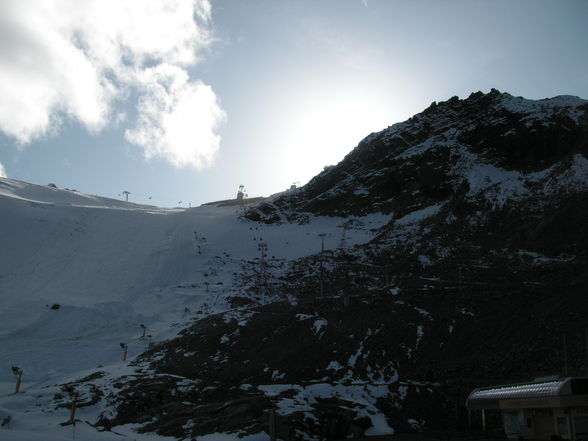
[0,177,388,440]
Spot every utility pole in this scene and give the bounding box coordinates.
[64,386,79,425]
[120,342,128,361]
[341,253,352,308]
[268,408,276,441]
[585,328,588,364]
[318,234,326,298]
[11,366,23,394]
[385,264,391,285]
[258,242,268,294]
[122,190,130,202]
[563,333,568,375]
[339,225,348,250]
[458,264,463,295]
[343,266,350,308]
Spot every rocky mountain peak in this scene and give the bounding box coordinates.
[246,90,587,222]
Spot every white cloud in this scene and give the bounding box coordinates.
[0,0,225,169]
[0,162,6,178]
[125,64,226,169]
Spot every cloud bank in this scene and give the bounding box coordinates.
[0,0,225,169]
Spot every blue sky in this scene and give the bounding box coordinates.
[0,0,587,207]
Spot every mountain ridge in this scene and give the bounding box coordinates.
[245,89,587,222]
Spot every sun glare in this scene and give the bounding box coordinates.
[277,97,393,188]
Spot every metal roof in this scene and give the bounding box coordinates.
[466,377,588,409]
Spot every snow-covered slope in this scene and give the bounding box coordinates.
[0,178,387,379]
[0,177,388,440]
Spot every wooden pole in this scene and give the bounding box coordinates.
[563,333,568,375]
[120,343,128,361]
[343,267,350,308]
[320,270,324,298]
[15,371,22,393]
[482,409,486,432]
[585,328,588,363]
[268,408,276,441]
[69,394,78,424]
[319,234,325,299]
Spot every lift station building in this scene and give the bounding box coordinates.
[467,377,588,440]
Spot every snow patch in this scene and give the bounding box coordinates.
[396,204,442,225]
[415,325,424,349]
[418,255,433,267]
[327,360,343,371]
[312,318,328,335]
[466,163,525,207]
[365,413,395,436]
[257,383,396,435]
[501,94,587,124]
[295,314,314,321]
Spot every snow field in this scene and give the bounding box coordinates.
[0,177,389,439]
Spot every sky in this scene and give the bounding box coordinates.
[0,0,587,207]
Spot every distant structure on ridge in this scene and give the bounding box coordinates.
[237,185,246,201]
[201,184,265,207]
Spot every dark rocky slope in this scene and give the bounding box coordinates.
[246,89,587,221]
[81,90,588,440]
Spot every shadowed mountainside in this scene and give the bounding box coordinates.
[67,90,588,440]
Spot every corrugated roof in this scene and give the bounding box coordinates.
[466,378,577,409]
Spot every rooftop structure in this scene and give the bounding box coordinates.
[467,377,588,440]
